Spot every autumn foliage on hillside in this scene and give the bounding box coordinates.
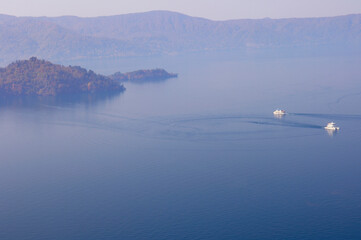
[0,57,124,96]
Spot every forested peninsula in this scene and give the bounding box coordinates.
[0,57,124,96]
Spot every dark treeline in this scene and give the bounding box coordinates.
[109,69,178,82]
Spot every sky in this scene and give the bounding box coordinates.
[1,0,361,20]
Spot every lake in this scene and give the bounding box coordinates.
[0,52,360,239]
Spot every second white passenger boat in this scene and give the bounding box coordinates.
[324,122,340,130]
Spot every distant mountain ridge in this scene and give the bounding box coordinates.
[1,11,360,64]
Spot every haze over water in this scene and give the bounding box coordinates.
[0,52,361,239]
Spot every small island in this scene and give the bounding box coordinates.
[0,57,125,96]
[109,69,178,83]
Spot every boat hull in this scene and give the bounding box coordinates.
[324,127,340,130]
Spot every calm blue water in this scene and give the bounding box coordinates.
[0,54,361,240]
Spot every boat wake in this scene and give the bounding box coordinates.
[291,113,361,120]
[36,110,331,142]
[329,91,361,106]
[245,120,323,129]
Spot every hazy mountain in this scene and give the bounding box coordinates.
[44,11,361,48]
[0,15,149,64]
[1,11,360,64]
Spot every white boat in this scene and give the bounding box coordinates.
[273,109,286,115]
[324,122,340,131]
